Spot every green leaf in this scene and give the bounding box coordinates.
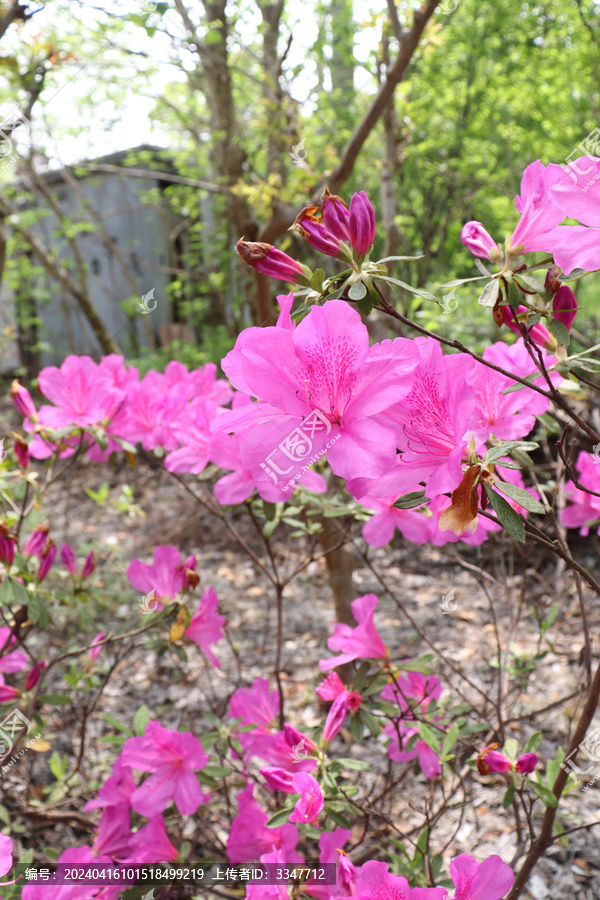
[392,490,428,510]
[493,481,545,514]
[102,714,133,736]
[266,807,294,828]
[417,723,441,755]
[133,704,151,736]
[514,273,547,294]
[335,757,370,771]
[311,268,325,292]
[525,731,542,754]
[0,577,29,607]
[502,782,515,809]
[376,255,424,263]
[357,293,373,316]
[27,593,48,628]
[325,807,352,830]
[203,765,230,778]
[478,279,501,308]
[348,280,367,300]
[442,724,460,757]
[526,779,558,807]
[439,275,489,288]
[485,441,539,463]
[484,485,526,542]
[39,693,71,705]
[350,714,364,741]
[360,709,382,737]
[375,274,437,301]
[549,319,571,347]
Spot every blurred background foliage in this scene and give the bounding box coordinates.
[0,0,599,372]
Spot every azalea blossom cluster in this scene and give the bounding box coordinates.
[9,596,529,899]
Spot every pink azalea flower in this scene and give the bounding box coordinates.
[292,206,343,258]
[14,436,29,469]
[283,723,318,757]
[322,691,351,743]
[126,545,188,604]
[24,526,49,558]
[460,221,501,260]
[213,300,418,486]
[359,493,431,547]
[81,551,96,580]
[382,670,445,779]
[466,339,555,444]
[320,594,387,671]
[450,853,514,900]
[349,191,376,257]
[515,752,538,774]
[510,160,566,252]
[0,532,15,566]
[184,586,225,667]
[304,827,354,900]
[91,804,131,857]
[229,679,315,771]
[0,832,12,877]
[164,397,219,474]
[22,846,112,900]
[0,628,28,673]
[127,815,178,863]
[226,783,301,863]
[36,356,126,431]
[353,860,447,900]
[120,720,209,816]
[348,338,477,501]
[316,671,347,702]
[261,766,296,792]
[289,772,324,823]
[85,758,136,812]
[561,451,600,536]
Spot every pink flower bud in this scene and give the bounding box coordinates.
[0,684,19,703]
[260,766,295,793]
[36,541,56,581]
[291,206,342,258]
[60,543,77,576]
[13,437,29,469]
[552,285,577,332]
[10,380,37,419]
[321,187,351,243]
[236,239,306,283]
[461,221,501,260]
[516,752,538,774]
[88,632,106,661]
[81,550,96,580]
[477,745,512,775]
[501,305,553,350]
[337,853,358,896]
[24,661,44,691]
[0,531,15,566]
[24,525,49,558]
[322,691,349,744]
[348,191,376,257]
